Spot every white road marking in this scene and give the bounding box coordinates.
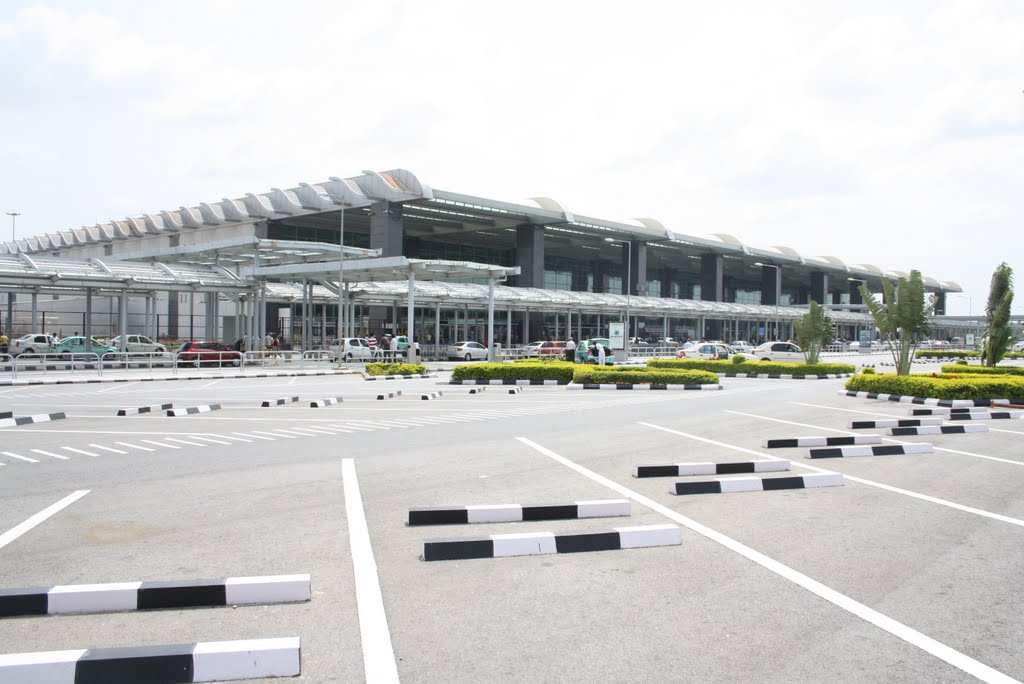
[200,379,223,389]
[741,408,1024,468]
[61,447,98,457]
[89,444,126,454]
[142,439,180,449]
[342,458,400,684]
[165,437,208,447]
[188,435,232,445]
[640,422,1024,529]
[281,428,323,436]
[1,451,39,463]
[236,432,273,441]
[31,449,70,460]
[516,437,1019,684]
[0,490,90,551]
[265,429,304,438]
[97,382,140,393]
[253,430,290,439]
[115,441,155,452]
[336,424,376,431]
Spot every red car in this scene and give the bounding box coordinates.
[176,341,242,367]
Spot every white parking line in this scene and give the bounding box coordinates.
[141,439,180,449]
[515,437,1017,684]
[115,441,155,452]
[263,430,301,438]
[236,432,274,441]
[89,444,127,454]
[640,422,1024,530]
[31,449,70,461]
[188,435,232,445]
[0,490,90,551]
[97,382,140,393]
[61,447,98,457]
[1,451,39,463]
[342,458,400,684]
[165,437,208,447]
[282,428,324,436]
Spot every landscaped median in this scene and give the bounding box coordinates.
[365,362,428,376]
[938,364,1024,377]
[570,365,719,389]
[845,372,1024,401]
[916,350,1024,360]
[646,358,856,378]
[451,361,575,384]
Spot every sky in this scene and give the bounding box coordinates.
[1,0,1021,316]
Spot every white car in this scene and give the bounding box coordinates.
[752,341,805,362]
[677,342,731,360]
[446,341,488,361]
[9,333,59,356]
[1012,341,1024,353]
[729,340,754,354]
[848,340,884,351]
[329,337,377,362]
[110,334,166,355]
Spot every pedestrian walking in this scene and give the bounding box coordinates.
[564,337,576,363]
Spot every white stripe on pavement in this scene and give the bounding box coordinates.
[89,444,126,454]
[61,447,98,457]
[1,451,39,463]
[0,490,90,551]
[165,437,208,447]
[31,449,70,460]
[115,441,155,452]
[142,439,180,449]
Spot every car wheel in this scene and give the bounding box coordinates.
[465,353,472,362]
[231,358,241,367]
[346,353,353,361]
[760,357,771,362]
[156,347,165,354]
[24,348,35,355]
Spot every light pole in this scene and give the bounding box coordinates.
[605,237,631,342]
[5,212,19,242]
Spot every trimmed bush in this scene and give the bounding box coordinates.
[574,365,718,385]
[648,358,855,376]
[939,365,1024,377]
[861,367,876,375]
[731,354,746,364]
[451,362,574,382]
[915,350,977,359]
[845,373,1024,400]
[365,363,427,376]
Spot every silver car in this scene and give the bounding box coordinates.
[446,341,488,361]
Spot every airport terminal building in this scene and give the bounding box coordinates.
[0,169,968,351]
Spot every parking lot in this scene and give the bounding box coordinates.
[1,362,1022,682]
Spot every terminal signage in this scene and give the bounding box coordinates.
[608,322,625,350]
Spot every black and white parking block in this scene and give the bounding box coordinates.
[0,411,10,420]
[633,461,790,478]
[408,499,630,526]
[761,435,882,448]
[376,391,402,400]
[166,404,221,417]
[261,396,299,407]
[310,396,343,408]
[0,574,310,617]
[0,636,300,682]
[909,407,990,416]
[508,387,523,394]
[849,418,943,429]
[0,412,67,427]
[946,411,1023,421]
[421,524,681,561]
[468,387,486,395]
[808,443,934,458]
[669,472,844,495]
[889,424,988,436]
[420,392,443,400]
[117,404,173,416]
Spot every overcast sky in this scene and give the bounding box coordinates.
[1,1,1021,315]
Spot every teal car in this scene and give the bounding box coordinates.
[53,336,119,358]
[575,338,615,365]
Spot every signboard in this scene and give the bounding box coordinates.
[858,330,871,354]
[966,333,975,346]
[608,322,625,350]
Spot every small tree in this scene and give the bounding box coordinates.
[795,300,833,364]
[981,263,1014,367]
[859,270,929,375]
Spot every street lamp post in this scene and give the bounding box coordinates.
[605,237,631,342]
[5,212,20,242]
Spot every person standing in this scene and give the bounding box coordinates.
[378,334,390,361]
[564,337,576,363]
[596,342,606,366]
[0,331,8,356]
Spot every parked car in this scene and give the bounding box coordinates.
[9,333,59,356]
[848,340,884,351]
[575,338,615,365]
[526,340,566,357]
[176,341,242,367]
[53,336,118,358]
[1012,341,1024,353]
[110,334,166,355]
[729,340,754,354]
[446,340,488,361]
[752,341,805,362]
[329,337,377,362]
[677,342,731,360]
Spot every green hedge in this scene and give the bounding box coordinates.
[574,365,718,385]
[451,362,574,382]
[647,358,855,376]
[845,373,1024,400]
[365,362,427,376]
[915,350,977,359]
[939,365,1024,377]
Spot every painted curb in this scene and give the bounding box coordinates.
[310,397,343,408]
[808,443,934,458]
[117,404,172,416]
[0,411,10,420]
[363,374,432,381]
[889,425,989,436]
[669,472,844,495]
[762,435,882,448]
[468,387,486,395]
[946,411,1023,421]
[722,373,852,379]
[910,407,994,416]
[633,461,790,478]
[448,379,567,386]
[376,391,402,400]
[0,369,356,387]
[838,390,1020,408]
[850,418,943,429]
[422,524,681,561]
[0,412,67,428]
[0,636,301,682]
[409,499,631,526]
[508,387,523,394]
[0,574,310,617]
[261,397,299,407]
[566,383,723,391]
[420,392,443,400]
[166,405,221,417]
